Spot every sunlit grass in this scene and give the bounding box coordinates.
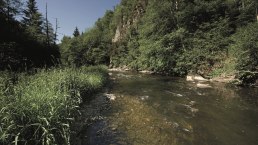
[0,66,108,145]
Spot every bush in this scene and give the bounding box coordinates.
[231,23,258,72]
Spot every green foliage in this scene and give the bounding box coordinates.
[231,22,258,71]
[184,18,232,75]
[22,0,44,41]
[0,0,60,71]
[228,22,258,84]
[237,71,258,85]
[60,0,258,79]
[208,58,237,77]
[0,0,23,21]
[0,66,108,145]
[60,10,114,67]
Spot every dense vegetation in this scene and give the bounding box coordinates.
[0,0,60,71]
[0,1,109,144]
[0,66,108,145]
[60,0,258,83]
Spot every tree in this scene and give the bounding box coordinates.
[22,0,44,40]
[0,0,22,22]
[73,27,80,37]
[42,21,55,44]
[0,0,60,71]
[59,0,258,78]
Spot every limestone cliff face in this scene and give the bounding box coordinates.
[112,0,148,43]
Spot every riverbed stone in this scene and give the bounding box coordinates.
[187,74,209,82]
[189,101,196,106]
[139,70,154,74]
[196,83,212,88]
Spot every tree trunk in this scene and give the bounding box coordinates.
[46,3,50,46]
[7,0,10,23]
[54,18,58,44]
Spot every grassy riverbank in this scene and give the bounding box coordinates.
[0,66,108,145]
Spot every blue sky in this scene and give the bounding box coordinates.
[35,0,121,42]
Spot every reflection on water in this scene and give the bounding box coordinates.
[92,72,258,145]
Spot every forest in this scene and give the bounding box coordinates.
[1,0,258,144]
[60,0,258,84]
[0,0,60,71]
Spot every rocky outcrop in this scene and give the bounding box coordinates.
[112,0,147,43]
[112,27,121,43]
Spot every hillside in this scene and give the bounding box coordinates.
[60,0,258,84]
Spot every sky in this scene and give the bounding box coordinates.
[35,0,121,42]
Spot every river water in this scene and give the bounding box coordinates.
[86,71,258,145]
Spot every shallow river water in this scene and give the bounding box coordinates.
[86,71,258,145]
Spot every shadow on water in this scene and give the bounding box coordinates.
[76,71,258,145]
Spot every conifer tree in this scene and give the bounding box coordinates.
[0,0,22,20]
[22,0,44,40]
[43,21,55,44]
[73,27,80,37]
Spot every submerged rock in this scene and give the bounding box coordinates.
[189,101,196,106]
[139,70,154,74]
[190,107,199,113]
[108,68,129,72]
[140,95,149,100]
[105,94,116,100]
[196,83,212,88]
[182,128,191,133]
[187,75,209,82]
[172,122,179,128]
[176,94,183,97]
[165,91,183,97]
[186,75,194,81]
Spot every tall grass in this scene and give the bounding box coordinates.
[0,66,108,145]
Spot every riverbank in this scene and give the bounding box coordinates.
[0,66,108,145]
[70,92,113,145]
[109,67,258,87]
[186,74,236,83]
[108,67,154,74]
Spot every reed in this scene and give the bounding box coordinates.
[0,66,108,145]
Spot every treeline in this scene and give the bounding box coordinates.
[0,0,60,71]
[60,0,258,79]
[60,10,115,67]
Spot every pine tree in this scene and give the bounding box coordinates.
[42,21,55,44]
[22,0,44,40]
[0,0,22,22]
[73,27,80,37]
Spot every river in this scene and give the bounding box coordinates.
[83,71,258,145]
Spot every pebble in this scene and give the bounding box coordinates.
[197,83,212,88]
[189,101,196,106]
[172,122,179,128]
[140,95,149,100]
[176,94,183,97]
[183,128,191,133]
[106,94,116,100]
[190,108,199,113]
